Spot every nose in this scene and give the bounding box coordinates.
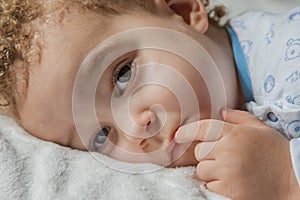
[121,109,156,141]
[130,104,167,138]
[117,106,167,151]
[110,85,169,153]
[111,109,152,152]
[135,109,153,128]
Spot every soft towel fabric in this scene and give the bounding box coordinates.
[0,115,228,200]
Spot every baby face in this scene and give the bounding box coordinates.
[18,4,227,167]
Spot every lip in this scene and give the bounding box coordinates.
[165,127,180,155]
[169,127,179,142]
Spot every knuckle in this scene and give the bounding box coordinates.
[225,123,239,136]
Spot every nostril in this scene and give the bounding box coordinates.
[146,111,156,126]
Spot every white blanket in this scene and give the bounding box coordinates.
[0,115,228,200]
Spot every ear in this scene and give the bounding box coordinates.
[155,0,209,33]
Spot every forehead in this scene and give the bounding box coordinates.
[36,9,180,82]
[38,8,159,60]
[29,8,179,101]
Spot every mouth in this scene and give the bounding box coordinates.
[165,126,180,159]
[169,127,179,142]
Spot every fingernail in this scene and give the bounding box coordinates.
[221,110,226,120]
[174,126,185,142]
[221,108,233,120]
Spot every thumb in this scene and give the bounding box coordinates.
[222,109,265,127]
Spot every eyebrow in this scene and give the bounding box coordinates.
[72,35,142,150]
[80,34,142,76]
[81,41,120,76]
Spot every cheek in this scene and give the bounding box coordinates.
[185,69,212,119]
[159,57,211,119]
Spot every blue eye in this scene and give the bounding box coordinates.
[114,62,132,92]
[93,126,110,151]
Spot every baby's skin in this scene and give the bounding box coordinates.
[16,0,300,199]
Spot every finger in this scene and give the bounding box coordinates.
[194,141,217,161]
[222,109,265,127]
[174,120,233,144]
[205,180,223,194]
[196,160,218,182]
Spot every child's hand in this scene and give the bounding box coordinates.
[175,110,300,200]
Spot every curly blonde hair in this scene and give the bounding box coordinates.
[0,0,155,119]
[0,0,40,117]
[0,0,225,120]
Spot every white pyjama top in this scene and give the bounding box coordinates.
[227,7,300,185]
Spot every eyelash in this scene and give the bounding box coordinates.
[90,57,135,151]
[112,58,134,86]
